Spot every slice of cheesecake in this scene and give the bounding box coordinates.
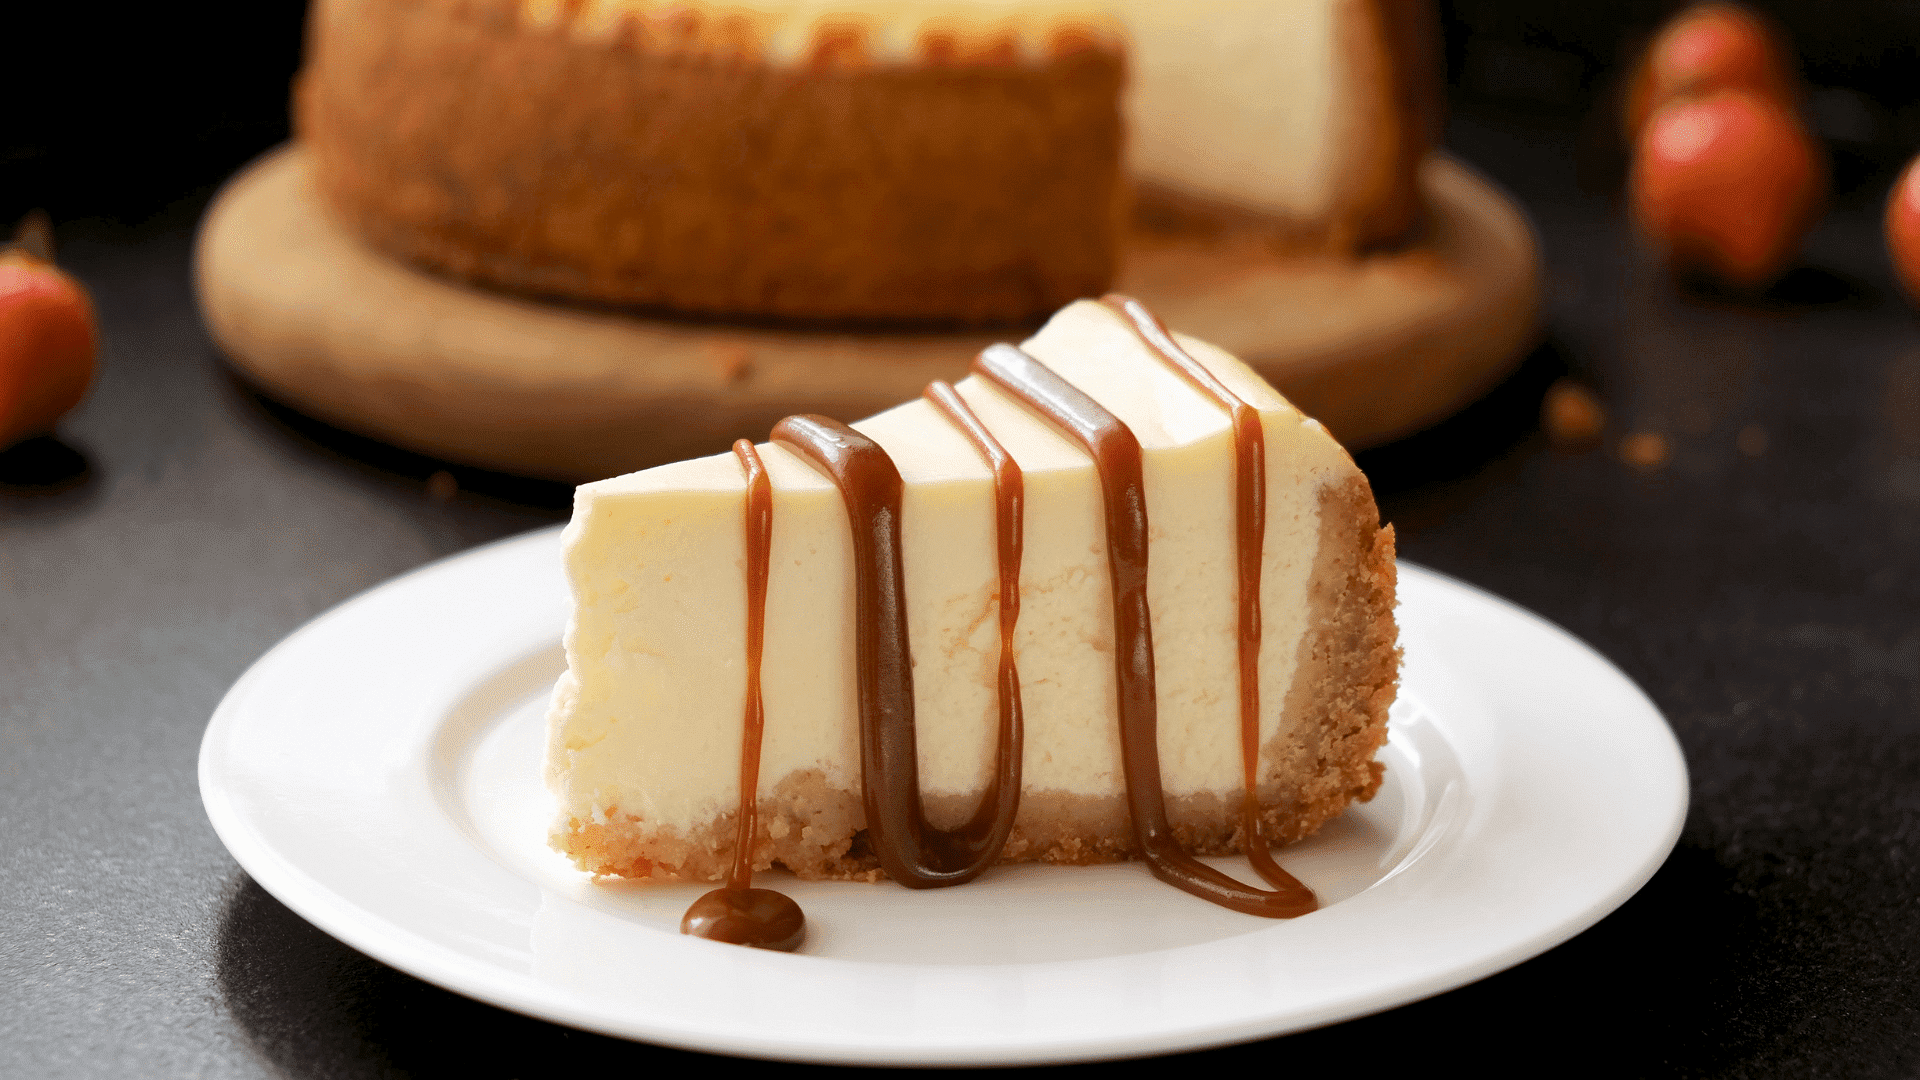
[546,299,1397,882]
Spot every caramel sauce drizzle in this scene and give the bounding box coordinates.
[680,440,806,950]
[1099,294,1316,911]
[973,342,1312,918]
[922,381,1026,862]
[771,414,1021,887]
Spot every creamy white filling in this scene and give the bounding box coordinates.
[546,300,1355,832]
[1117,0,1346,219]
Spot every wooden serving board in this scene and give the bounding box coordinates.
[195,145,1539,483]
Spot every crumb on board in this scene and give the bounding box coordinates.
[1543,379,1606,449]
[704,341,754,385]
[1620,431,1671,470]
[425,470,458,502]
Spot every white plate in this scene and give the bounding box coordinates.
[200,526,1687,1066]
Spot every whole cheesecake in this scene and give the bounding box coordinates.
[545,298,1398,884]
[297,0,1441,326]
[297,0,1126,326]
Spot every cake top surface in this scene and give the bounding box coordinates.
[579,299,1327,501]
[516,0,1119,66]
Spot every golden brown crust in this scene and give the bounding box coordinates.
[551,472,1400,883]
[297,0,1125,326]
[553,783,1374,882]
[1329,0,1439,253]
[557,769,881,882]
[1268,471,1399,841]
[1383,0,1448,149]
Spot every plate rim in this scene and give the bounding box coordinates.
[199,525,1688,1065]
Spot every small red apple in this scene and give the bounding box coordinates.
[0,214,97,450]
[1884,154,1920,304]
[1630,90,1824,288]
[1624,2,1795,142]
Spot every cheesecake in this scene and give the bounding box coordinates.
[545,298,1398,888]
[295,0,1441,326]
[297,0,1126,326]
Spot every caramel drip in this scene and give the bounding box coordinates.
[1099,295,1316,911]
[973,343,1313,918]
[771,415,1018,887]
[680,440,805,951]
[727,439,775,891]
[923,381,1025,855]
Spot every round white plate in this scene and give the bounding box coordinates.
[200,526,1687,1066]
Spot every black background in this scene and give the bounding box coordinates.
[4,3,1919,1076]
[11,2,1920,225]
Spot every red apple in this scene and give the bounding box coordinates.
[1625,2,1795,141]
[1885,154,1920,303]
[1630,90,1824,288]
[0,227,97,450]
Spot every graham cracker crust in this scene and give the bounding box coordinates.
[552,473,1399,882]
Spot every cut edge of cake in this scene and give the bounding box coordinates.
[1122,0,1443,254]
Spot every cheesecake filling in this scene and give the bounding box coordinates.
[1119,0,1342,219]
[547,300,1359,863]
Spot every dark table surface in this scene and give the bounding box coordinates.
[5,103,1919,1077]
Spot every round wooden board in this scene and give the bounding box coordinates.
[195,144,1539,483]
